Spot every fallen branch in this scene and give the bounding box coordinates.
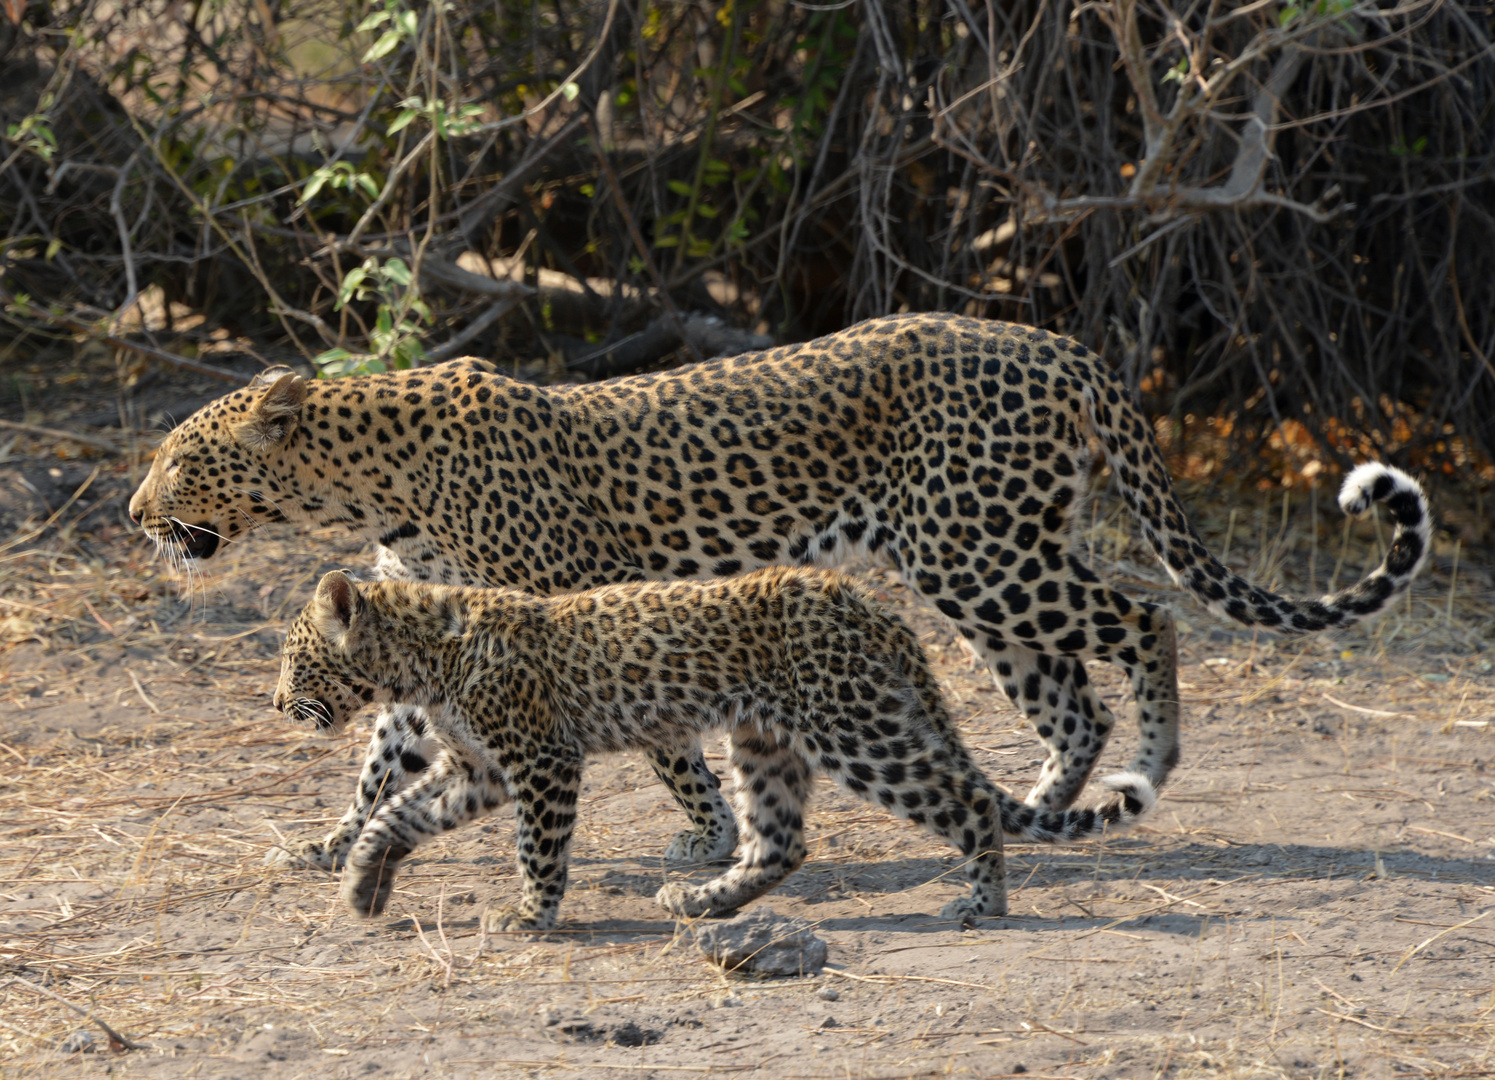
[561,313,771,379]
[3,976,148,1052]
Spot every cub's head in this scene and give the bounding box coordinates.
[275,571,377,735]
[129,367,308,566]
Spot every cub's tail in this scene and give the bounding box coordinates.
[1002,771,1156,842]
[1083,380,1431,635]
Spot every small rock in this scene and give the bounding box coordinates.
[693,907,828,976]
[610,1021,663,1047]
[817,985,840,1002]
[556,1018,598,1041]
[59,1029,95,1054]
[820,1017,839,1028]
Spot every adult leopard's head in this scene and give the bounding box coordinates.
[128,367,307,566]
[275,571,377,735]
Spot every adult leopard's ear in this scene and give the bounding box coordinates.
[311,570,367,649]
[249,365,298,389]
[234,371,306,451]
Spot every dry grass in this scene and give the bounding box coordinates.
[1,429,1493,1079]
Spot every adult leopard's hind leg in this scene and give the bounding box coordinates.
[967,639,1118,812]
[960,574,1181,796]
[656,727,811,918]
[651,743,740,863]
[267,705,436,870]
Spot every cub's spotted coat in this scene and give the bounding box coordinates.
[275,567,1155,929]
[130,314,1431,870]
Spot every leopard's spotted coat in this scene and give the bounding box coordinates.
[130,314,1431,871]
[275,567,1155,929]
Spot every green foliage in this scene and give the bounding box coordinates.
[314,257,429,376]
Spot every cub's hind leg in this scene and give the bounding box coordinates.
[656,727,812,918]
[268,705,437,870]
[810,687,1010,920]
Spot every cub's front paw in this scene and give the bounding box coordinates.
[662,826,737,864]
[480,904,553,935]
[939,894,1006,921]
[341,861,400,918]
[655,881,718,918]
[264,838,340,871]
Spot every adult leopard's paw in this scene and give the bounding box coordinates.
[662,826,737,864]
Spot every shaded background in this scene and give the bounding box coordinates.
[2,0,1493,479]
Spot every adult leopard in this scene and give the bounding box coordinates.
[130,313,1431,871]
[275,566,1154,929]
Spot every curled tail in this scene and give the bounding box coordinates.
[1002,771,1156,841]
[1083,384,1431,635]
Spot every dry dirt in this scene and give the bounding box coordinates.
[2,355,1494,1080]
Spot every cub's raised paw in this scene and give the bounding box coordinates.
[264,839,339,871]
[341,865,398,919]
[939,895,1006,921]
[480,905,552,935]
[662,827,737,864]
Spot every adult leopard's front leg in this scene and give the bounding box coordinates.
[267,705,436,870]
[651,742,739,862]
[656,727,810,918]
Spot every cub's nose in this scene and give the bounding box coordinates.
[272,689,287,714]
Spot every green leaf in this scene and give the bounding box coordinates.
[653,234,679,248]
[337,266,370,307]
[355,10,390,33]
[387,109,418,135]
[313,346,353,368]
[397,10,417,38]
[561,81,579,102]
[363,29,402,62]
[383,258,413,287]
[300,171,330,204]
[44,238,62,261]
[666,179,694,197]
[355,173,379,198]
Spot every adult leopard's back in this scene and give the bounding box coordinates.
[131,312,1431,850]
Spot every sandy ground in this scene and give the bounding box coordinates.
[2,358,1494,1080]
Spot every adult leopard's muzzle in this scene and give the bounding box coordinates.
[167,520,220,560]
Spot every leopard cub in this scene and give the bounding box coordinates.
[275,566,1154,933]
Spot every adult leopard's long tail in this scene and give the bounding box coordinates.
[1082,383,1432,635]
[1000,771,1156,841]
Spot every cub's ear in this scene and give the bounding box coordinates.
[311,570,367,648]
[234,372,306,451]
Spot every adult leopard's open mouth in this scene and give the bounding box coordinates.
[167,520,220,560]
